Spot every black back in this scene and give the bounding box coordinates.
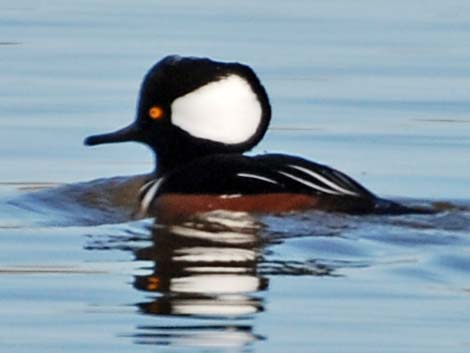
[139,153,385,214]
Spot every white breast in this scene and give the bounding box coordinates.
[171,75,262,144]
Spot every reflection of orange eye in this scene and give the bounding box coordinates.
[149,106,164,120]
[147,276,160,291]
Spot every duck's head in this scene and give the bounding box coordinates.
[85,55,271,173]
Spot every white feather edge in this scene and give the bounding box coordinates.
[237,173,279,185]
[139,178,164,215]
[278,171,340,195]
[288,165,359,196]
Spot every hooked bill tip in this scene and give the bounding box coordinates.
[84,135,100,146]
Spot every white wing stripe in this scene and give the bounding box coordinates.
[140,178,164,214]
[139,179,157,195]
[278,171,340,195]
[288,165,359,196]
[237,173,279,185]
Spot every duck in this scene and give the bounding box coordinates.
[85,55,426,220]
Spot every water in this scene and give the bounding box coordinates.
[1,1,470,352]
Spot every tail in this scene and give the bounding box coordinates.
[373,198,436,215]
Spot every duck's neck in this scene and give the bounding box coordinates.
[150,129,240,178]
[153,149,214,178]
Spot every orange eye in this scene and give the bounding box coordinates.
[148,106,164,120]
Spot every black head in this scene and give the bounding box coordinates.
[85,55,271,173]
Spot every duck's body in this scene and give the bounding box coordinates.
[85,55,427,220]
[135,152,410,220]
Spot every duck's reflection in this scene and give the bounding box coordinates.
[131,211,268,346]
[132,324,264,347]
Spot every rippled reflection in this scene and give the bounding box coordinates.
[131,211,268,347]
[132,324,264,347]
[84,209,350,348]
[134,211,267,317]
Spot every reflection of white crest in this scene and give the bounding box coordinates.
[170,274,261,295]
[170,224,257,244]
[174,247,256,264]
[135,325,261,347]
[171,75,262,144]
[171,293,261,317]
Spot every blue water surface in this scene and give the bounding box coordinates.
[1,1,470,352]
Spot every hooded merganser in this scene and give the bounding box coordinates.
[85,55,422,220]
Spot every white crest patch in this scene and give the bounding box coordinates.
[171,75,262,144]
